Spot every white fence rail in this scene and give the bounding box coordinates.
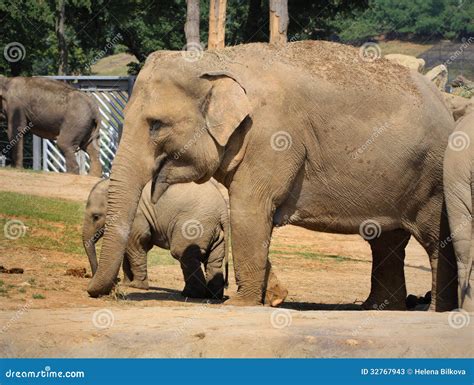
[34,76,134,176]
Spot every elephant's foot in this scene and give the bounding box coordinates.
[128,279,149,290]
[429,284,458,312]
[206,275,225,300]
[225,293,262,306]
[182,285,207,299]
[264,280,288,307]
[362,294,406,311]
[206,284,224,300]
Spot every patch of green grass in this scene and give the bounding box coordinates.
[91,53,138,76]
[378,40,433,57]
[269,248,352,262]
[18,287,26,293]
[32,293,45,299]
[27,278,36,286]
[148,248,178,266]
[0,191,83,225]
[0,280,3,287]
[0,191,85,256]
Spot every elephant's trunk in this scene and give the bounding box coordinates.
[82,221,101,275]
[87,143,152,297]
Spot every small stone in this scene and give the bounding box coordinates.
[65,268,87,278]
[194,332,205,339]
[345,339,359,346]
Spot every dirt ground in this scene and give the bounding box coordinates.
[0,169,472,358]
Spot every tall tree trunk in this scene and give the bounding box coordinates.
[269,0,288,45]
[244,0,263,42]
[56,0,68,75]
[185,0,200,47]
[208,0,227,50]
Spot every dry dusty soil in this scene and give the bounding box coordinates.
[0,169,472,358]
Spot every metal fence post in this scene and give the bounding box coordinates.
[32,135,41,170]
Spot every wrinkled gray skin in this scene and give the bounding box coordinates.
[0,77,102,176]
[444,112,474,311]
[83,179,229,299]
[88,41,458,311]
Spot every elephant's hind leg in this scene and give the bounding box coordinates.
[205,236,226,300]
[84,138,102,177]
[411,200,458,312]
[363,229,410,310]
[56,133,80,174]
[172,243,207,299]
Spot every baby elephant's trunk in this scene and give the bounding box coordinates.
[82,222,103,275]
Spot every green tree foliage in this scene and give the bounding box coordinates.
[0,0,471,76]
[331,0,474,43]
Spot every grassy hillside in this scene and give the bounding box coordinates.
[91,53,138,76]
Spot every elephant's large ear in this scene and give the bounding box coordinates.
[199,71,251,147]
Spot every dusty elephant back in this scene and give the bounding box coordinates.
[146,40,417,97]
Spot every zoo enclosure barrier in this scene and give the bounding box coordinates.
[32,76,135,176]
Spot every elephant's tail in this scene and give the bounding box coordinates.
[85,114,102,149]
[443,115,473,310]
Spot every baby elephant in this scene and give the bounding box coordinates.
[82,179,229,299]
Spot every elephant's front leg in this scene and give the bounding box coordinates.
[123,213,152,290]
[363,229,410,310]
[7,109,26,168]
[226,188,285,306]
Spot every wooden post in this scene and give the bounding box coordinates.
[269,0,288,45]
[32,135,41,171]
[185,0,200,47]
[208,0,227,50]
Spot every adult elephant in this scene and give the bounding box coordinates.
[444,112,474,311]
[88,41,458,311]
[0,77,102,176]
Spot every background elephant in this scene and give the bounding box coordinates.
[444,112,474,311]
[0,77,102,176]
[83,179,229,299]
[88,41,458,311]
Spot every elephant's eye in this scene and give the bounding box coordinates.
[92,214,101,222]
[150,120,163,134]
